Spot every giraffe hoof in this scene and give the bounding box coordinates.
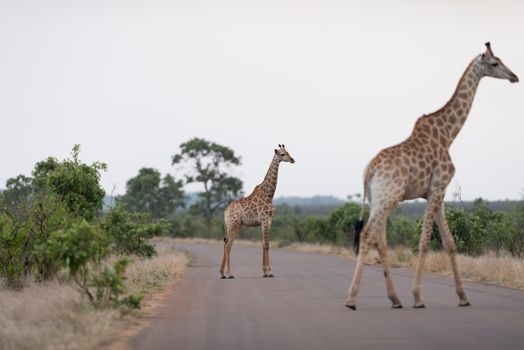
[413,304,426,309]
[266,273,274,278]
[459,301,471,307]
[227,275,235,279]
[392,303,403,309]
[345,303,357,310]
[220,276,227,279]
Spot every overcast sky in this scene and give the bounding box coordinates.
[1,0,522,200]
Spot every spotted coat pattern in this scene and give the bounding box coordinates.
[220,145,295,278]
[346,43,519,310]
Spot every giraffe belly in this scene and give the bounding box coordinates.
[403,177,430,200]
[243,220,260,227]
[242,215,261,227]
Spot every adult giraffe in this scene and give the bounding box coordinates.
[220,144,295,279]
[346,43,518,310]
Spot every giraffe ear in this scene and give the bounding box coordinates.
[275,149,278,154]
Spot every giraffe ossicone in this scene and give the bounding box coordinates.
[346,42,518,310]
[220,144,295,279]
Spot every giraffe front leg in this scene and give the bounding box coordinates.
[412,192,443,308]
[262,221,274,278]
[435,202,470,307]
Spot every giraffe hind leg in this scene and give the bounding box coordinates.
[220,241,227,278]
[221,221,240,279]
[345,214,378,309]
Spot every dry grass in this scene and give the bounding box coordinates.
[0,281,120,350]
[0,240,189,350]
[174,237,524,290]
[423,251,524,289]
[171,236,260,248]
[125,242,189,297]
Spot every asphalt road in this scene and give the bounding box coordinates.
[130,243,524,350]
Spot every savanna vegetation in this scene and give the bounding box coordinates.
[2,139,523,290]
[116,137,524,261]
[0,145,188,349]
[1,138,523,347]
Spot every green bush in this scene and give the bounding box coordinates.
[38,145,107,220]
[409,199,507,256]
[46,221,142,309]
[502,200,524,257]
[387,216,419,247]
[46,221,105,275]
[0,213,30,288]
[328,203,367,246]
[92,257,143,309]
[102,206,170,258]
[0,194,77,287]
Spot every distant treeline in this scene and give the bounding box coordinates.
[392,200,521,219]
[102,193,522,218]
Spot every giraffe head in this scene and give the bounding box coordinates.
[274,144,295,163]
[479,42,519,83]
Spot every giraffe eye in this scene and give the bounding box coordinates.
[491,62,499,67]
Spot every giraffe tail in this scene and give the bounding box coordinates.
[353,183,368,255]
[223,214,228,243]
[354,220,364,255]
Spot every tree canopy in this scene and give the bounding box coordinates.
[172,137,243,236]
[119,167,185,219]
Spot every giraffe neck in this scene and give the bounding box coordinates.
[261,155,280,200]
[433,56,484,146]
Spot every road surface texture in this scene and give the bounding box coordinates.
[131,243,524,350]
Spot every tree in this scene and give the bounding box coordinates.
[33,145,107,220]
[328,203,367,245]
[0,193,76,287]
[47,220,143,309]
[0,175,33,213]
[101,205,171,258]
[119,168,185,219]
[32,157,59,191]
[172,138,243,237]
[505,198,524,258]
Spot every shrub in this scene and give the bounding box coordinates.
[92,257,143,309]
[102,206,171,258]
[387,217,419,247]
[328,203,367,246]
[38,145,106,220]
[46,221,142,309]
[0,212,30,288]
[504,200,524,257]
[0,194,77,287]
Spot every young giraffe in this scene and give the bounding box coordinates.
[220,144,295,279]
[346,43,518,310]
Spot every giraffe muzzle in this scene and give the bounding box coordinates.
[509,73,519,83]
